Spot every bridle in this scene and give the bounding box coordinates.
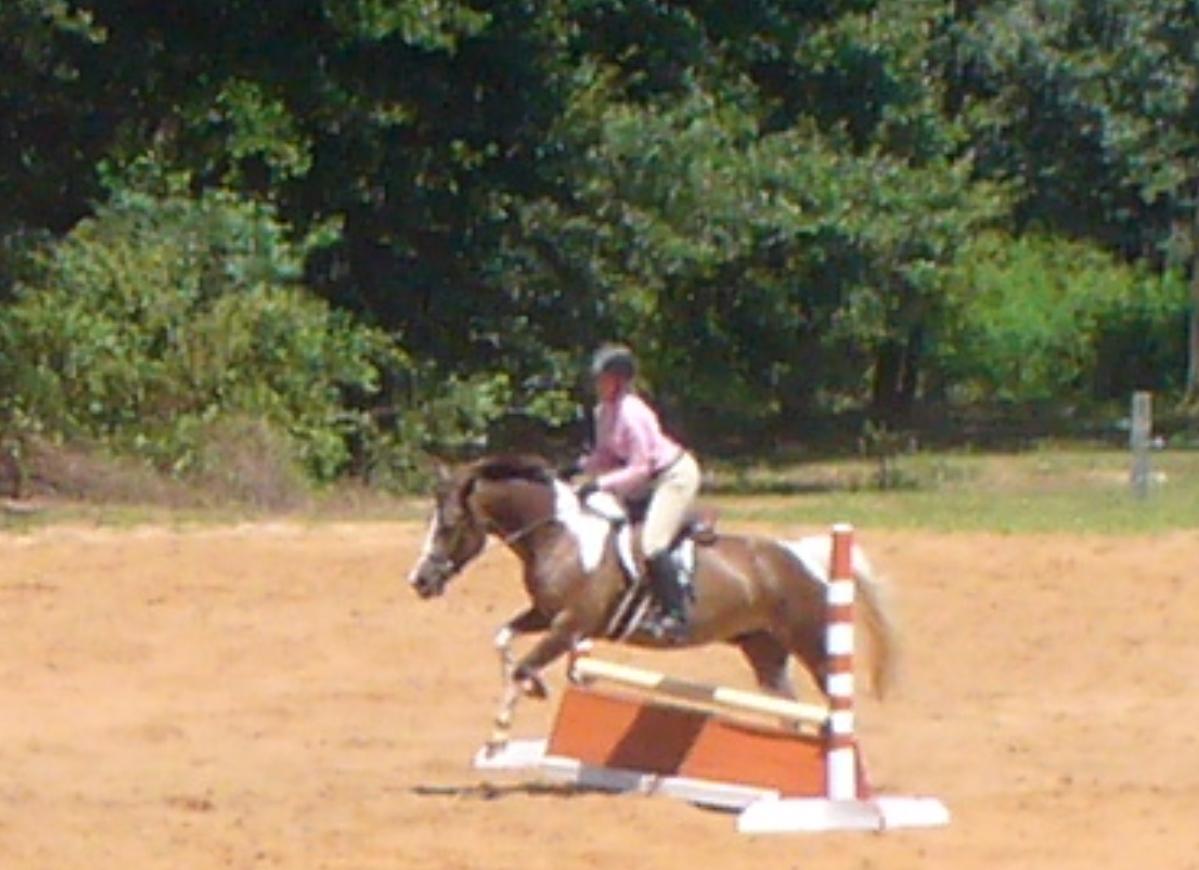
[425,485,558,585]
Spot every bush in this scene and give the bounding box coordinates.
[185,415,311,510]
[17,437,197,506]
[937,233,1187,402]
[0,183,402,483]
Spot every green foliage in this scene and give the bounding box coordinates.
[509,57,1001,427]
[322,0,490,48]
[204,79,314,186]
[4,0,1199,477]
[938,234,1188,402]
[0,0,111,233]
[361,369,514,490]
[940,0,1199,247]
[0,183,401,483]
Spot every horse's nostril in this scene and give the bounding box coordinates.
[411,572,439,598]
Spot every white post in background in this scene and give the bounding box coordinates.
[1129,391,1152,499]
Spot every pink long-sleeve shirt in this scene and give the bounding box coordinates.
[582,389,683,498]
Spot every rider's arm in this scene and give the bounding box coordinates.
[581,402,615,476]
[595,395,657,496]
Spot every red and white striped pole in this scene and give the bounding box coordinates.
[825,523,858,800]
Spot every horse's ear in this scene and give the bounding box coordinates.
[434,461,452,485]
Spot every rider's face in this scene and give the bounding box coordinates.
[594,372,623,402]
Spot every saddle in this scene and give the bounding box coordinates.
[620,495,719,547]
[577,491,716,641]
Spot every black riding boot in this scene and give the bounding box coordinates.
[646,552,690,642]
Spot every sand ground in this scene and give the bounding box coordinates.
[0,516,1196,869]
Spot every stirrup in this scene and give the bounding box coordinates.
[648,612,689,643]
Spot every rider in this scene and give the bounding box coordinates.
[575,343,702,642]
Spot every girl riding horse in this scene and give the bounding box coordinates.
[574,343,702,642]
[407,453,899,753]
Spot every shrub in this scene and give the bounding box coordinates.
[185,415,311,510]
[0,184,401,483]
[937,233,1187,402]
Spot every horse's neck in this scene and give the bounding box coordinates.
[476,480,557,546]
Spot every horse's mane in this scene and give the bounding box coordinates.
[468,453,557,487]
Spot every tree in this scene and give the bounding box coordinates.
[0,1,110,234]
[938,0,1199,401]
[500,66,1000,435]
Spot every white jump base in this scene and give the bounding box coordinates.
[474,736,950,832]
[476,738,781,811]
[738,793,952,833]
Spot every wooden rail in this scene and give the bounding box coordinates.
[569,656,829,728]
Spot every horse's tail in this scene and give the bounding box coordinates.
[851,545,901,700]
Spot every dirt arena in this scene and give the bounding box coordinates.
[0,515,1196,869]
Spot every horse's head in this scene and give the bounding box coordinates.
[407,465,489,598]
[408,454,560,598]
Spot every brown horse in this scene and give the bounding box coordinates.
[407,453,899,751]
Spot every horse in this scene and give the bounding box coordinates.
[406,453,899,752]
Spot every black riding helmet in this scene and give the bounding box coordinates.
[590,343,637,380]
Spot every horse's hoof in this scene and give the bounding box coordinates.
[517,673,548,699]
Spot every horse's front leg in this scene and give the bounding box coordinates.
[510,611,586,698]
[493,607,551,683]
[486,608,550,753]
[487,611,584,750]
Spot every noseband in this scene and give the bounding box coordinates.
[423,550,461,584]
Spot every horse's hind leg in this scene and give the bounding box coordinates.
[734,630,797,698]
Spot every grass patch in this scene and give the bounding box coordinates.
[709,446,1199,533]
[2,441,1196,535]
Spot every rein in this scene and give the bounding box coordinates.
[484,512,557,554]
